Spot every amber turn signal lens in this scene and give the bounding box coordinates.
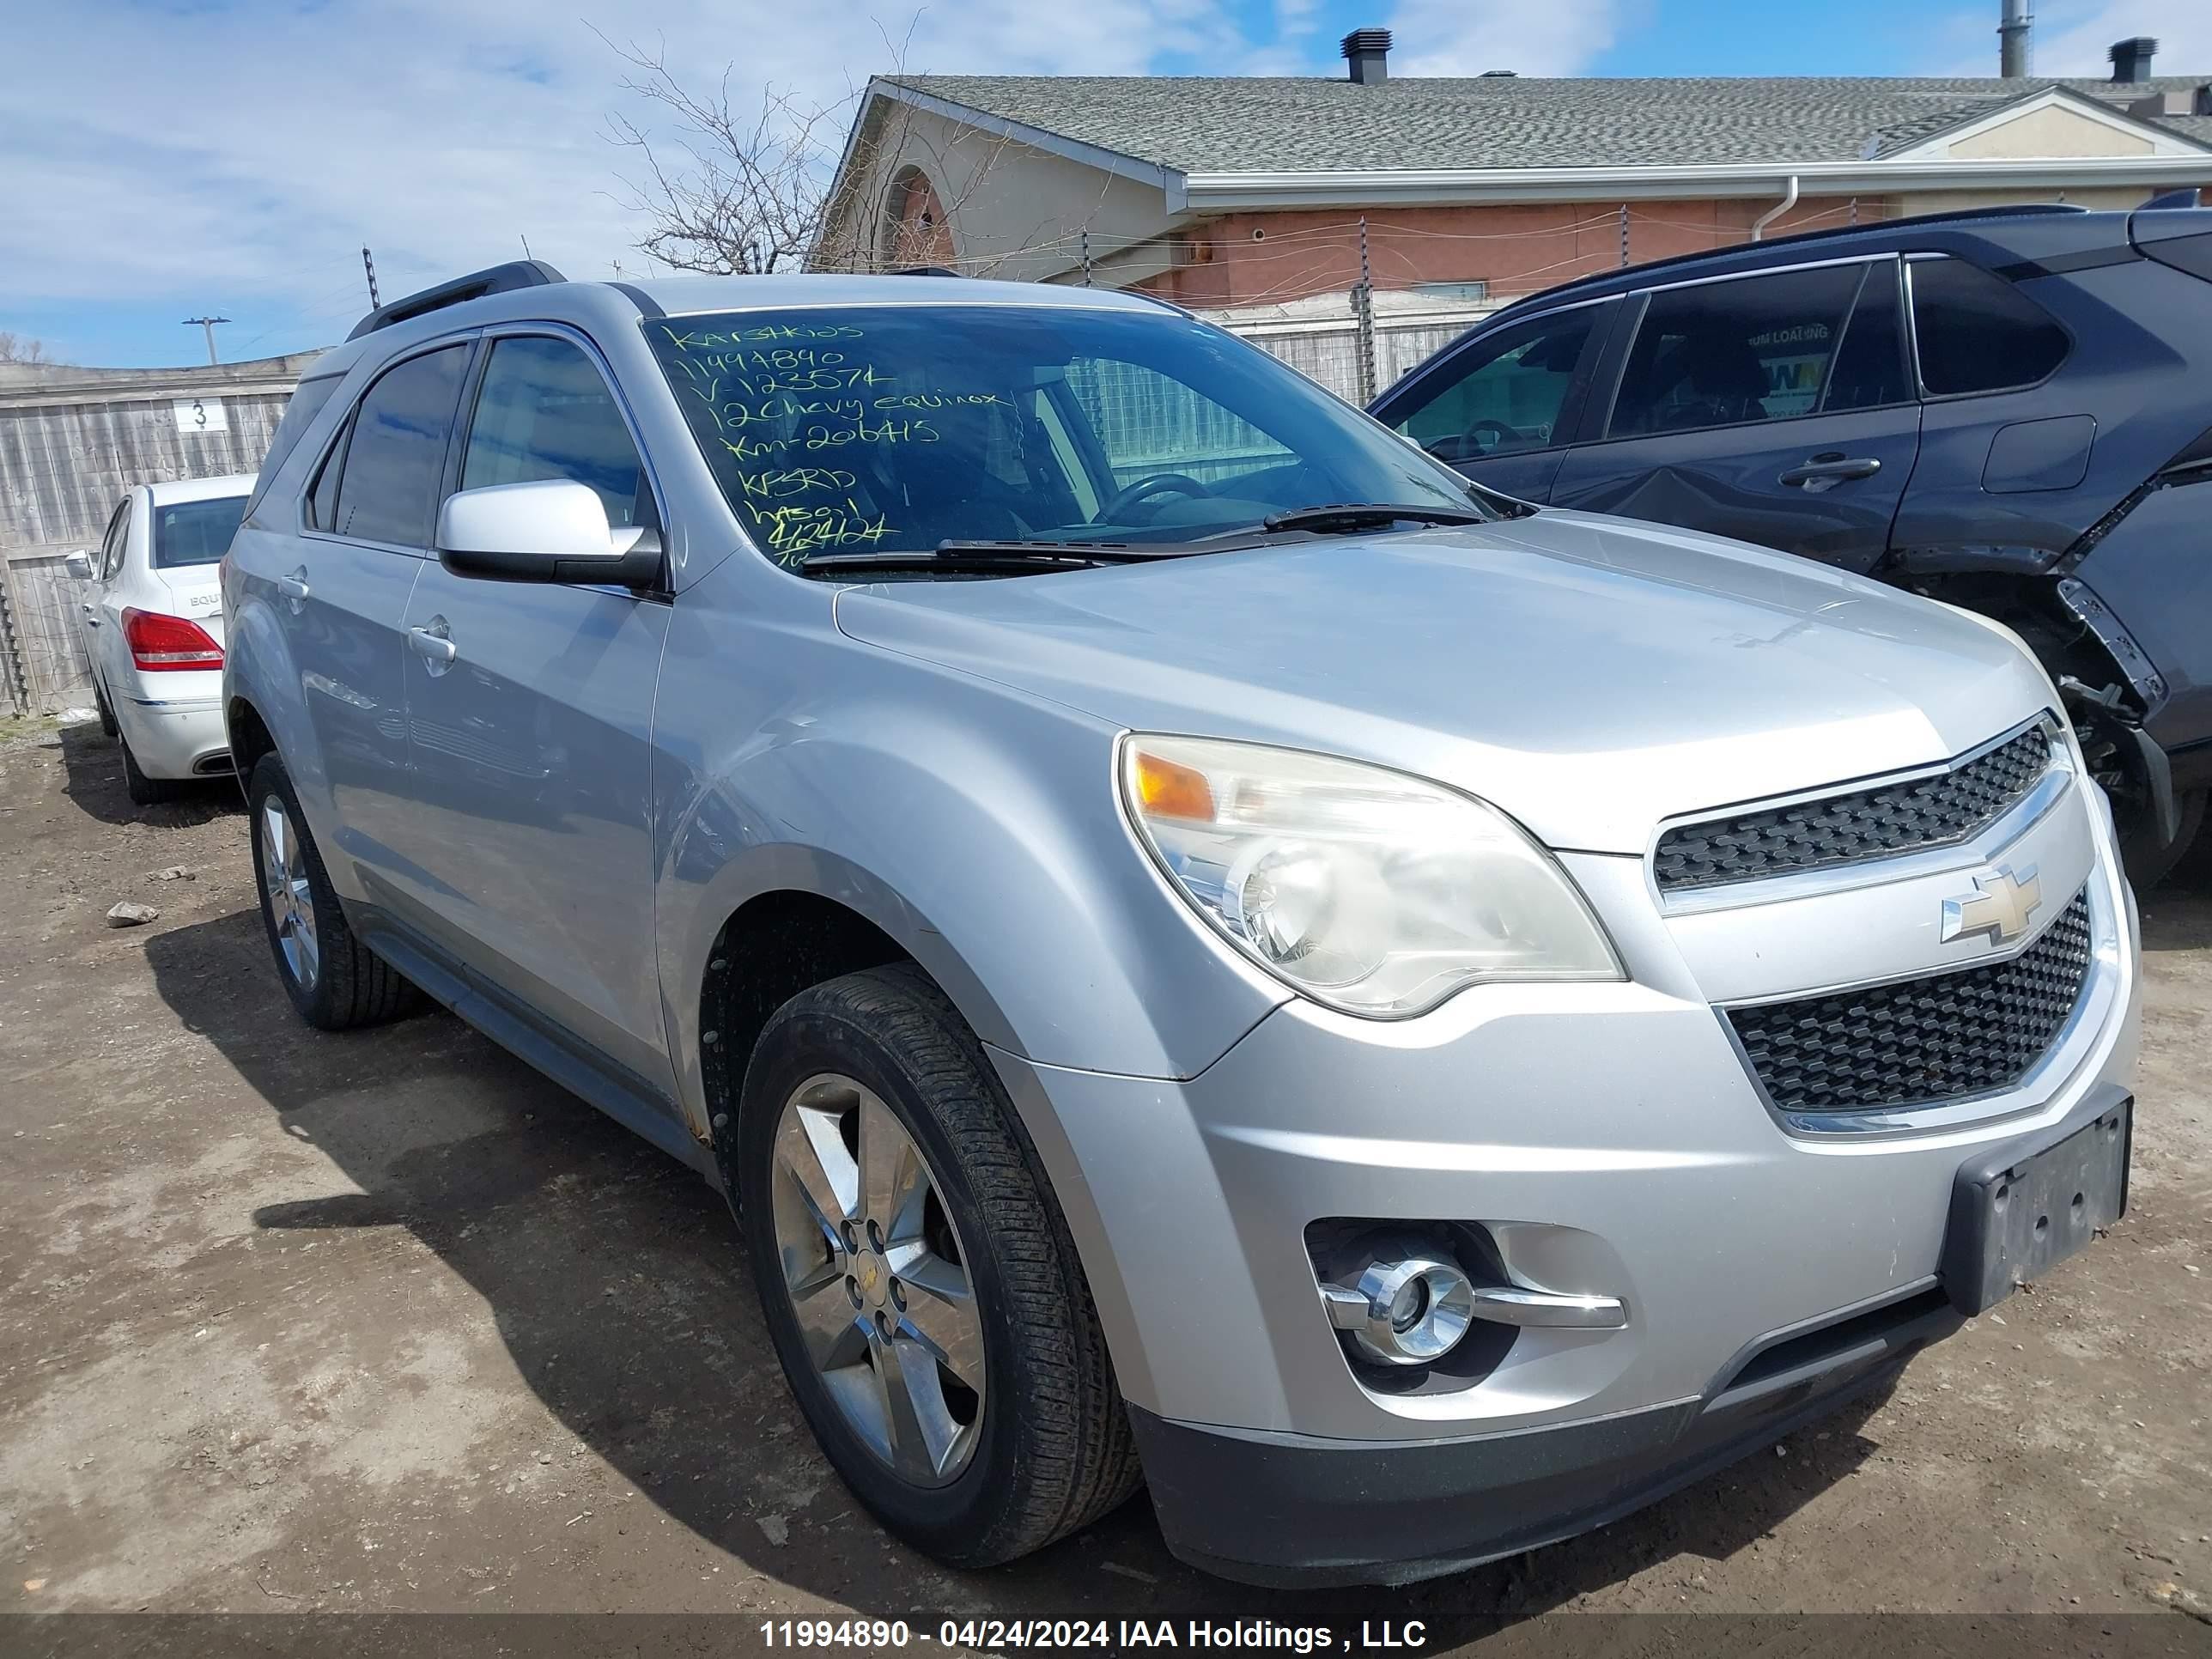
[1132,749,1215,822]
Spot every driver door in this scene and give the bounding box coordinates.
[1371,300,1615,504]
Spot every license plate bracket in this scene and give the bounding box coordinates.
[1942,1087,2130,1316]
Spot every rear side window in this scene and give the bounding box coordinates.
[331,345,470,546]
[97,499,131,580]
[1909,258,2069,396]
[459,336,653,529]
[244,373,342,518]
[1607,265,1863,438]
[153,497,248,568]
[1390,308,1598,462]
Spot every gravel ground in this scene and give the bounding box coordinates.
[2,719,2209,1647]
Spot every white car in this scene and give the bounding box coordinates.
[66,474,252,804]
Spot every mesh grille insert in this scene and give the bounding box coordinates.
[1656,726,2051,892]
[1727,888,2093,1115]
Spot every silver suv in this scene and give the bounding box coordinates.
[223,262,2141,1587]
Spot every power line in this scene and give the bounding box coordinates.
[181,316,230,365]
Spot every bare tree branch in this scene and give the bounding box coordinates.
[0,331,52,365]
[594,21,1097,280]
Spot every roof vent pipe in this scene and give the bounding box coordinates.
[2109,36,2157,83]
[1341,27,1392,85]
[1998,0,2031,77]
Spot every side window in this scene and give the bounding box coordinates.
[459,336,653,529]
[1909,258,2070,396]
[1824,260,1911,413]
[245,373,343,518]
[101,499,133,580]
[307,415,349,531]
[95,500,129,580]
[1391,310,1598,463]
[331,344,470,546]
[1607,265,1863,438]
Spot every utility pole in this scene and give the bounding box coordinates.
[181,316,229,365]
[362,246,381,308]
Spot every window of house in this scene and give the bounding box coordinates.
[1909,257,2070,396]
[330,344,469,546]
[1390,307,1597,463]
[460,336,653,529]
[1607,265,1863,438]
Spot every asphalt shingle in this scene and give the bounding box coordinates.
[882,74,2212,173]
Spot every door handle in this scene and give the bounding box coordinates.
[409,623,458,665]
[1779,454,1882,488]
[277,571,311,600]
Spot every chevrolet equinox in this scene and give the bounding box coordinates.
[222,262,2142,1586]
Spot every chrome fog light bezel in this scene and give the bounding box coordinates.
[1323,1255,1478,1366]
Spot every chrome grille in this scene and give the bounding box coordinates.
[1726,888,2093,1115]
[1655,725,2052,892]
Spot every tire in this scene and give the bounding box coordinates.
[737,963,1141,1568]
[2118,786,2207,893]
[120,725,185,805]
[246,752,417,1030]
[92,678,118,738]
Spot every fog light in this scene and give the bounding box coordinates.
[1322,1254,1477,1366]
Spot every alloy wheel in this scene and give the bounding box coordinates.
[259,798,319,990]
[769,1073,987,1486]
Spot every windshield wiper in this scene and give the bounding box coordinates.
[802,538,1194,576]
[1261,502,1494,534]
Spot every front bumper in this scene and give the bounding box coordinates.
[988,768,2140,1584]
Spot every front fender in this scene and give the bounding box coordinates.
[651,632,1289,1133]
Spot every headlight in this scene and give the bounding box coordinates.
[1120,735,1621,1018]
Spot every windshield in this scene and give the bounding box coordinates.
[646,304,1487,568]
[153,495,247,568]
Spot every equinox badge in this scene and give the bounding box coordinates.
[1942,864,2044,947]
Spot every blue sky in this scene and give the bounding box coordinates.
[3,0,2202,367]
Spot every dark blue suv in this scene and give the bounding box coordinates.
[1373,204,2212,885]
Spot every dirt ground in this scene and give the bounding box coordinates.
[3,716,2209,1647]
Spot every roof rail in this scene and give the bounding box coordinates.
[891,265,964,277]
[346,259,568,340]
[1492,202,2090,318]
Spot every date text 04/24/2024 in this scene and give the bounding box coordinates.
[757,1620,1431,1650]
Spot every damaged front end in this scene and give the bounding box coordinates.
[1891,428,2212,881]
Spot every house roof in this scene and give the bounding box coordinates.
[879,73,2212,175]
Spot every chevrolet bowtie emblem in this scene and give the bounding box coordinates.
[1942,864,2043,947]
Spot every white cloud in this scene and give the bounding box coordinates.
[1920,0,2210,76]
[2014,0,2212,76]
[1384,0,1626,77]
[0,0,1242,342]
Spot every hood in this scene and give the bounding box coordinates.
[834,510,2056,854]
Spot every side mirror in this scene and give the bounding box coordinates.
[435,479,662,588]
[64,550,94,581]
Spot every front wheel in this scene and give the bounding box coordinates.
[738,964,1141,1567]
[246,753,416,1030]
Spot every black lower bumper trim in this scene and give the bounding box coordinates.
[1133,1297,1961,1587]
